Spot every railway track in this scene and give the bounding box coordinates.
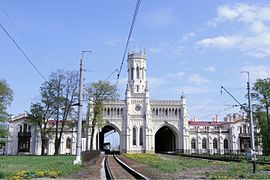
[104,154,148,180]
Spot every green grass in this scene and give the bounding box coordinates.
[125,153,270,179]
[125,153,214,173]
[0,155,84,179]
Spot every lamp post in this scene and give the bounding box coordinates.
[74,50,91,165]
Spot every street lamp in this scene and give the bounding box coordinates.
[74,50,91,165]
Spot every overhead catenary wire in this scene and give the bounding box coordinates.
[197,105,238,121]
[0,23,47,81]
[115,0,141,87]
[0,5,50,74]
[194,86,246,119]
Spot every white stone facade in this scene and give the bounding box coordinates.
[6,51,256,155]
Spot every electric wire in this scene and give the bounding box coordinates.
[0,23,47,81]
[194,86,247,119]
[85,69,115,73]
[195,94,222,116]
[198,105,238,120]
[0,5,49,74]
[115,0,141,86]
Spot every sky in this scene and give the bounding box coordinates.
[1,0,270,122]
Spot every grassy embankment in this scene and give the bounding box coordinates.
[0,155,83,179]
[125,153,270,179]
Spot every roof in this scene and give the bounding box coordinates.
[188,121,223,126]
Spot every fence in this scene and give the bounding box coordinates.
[174,149,270,163]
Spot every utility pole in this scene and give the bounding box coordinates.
[242,71,255,150]
[74,50,91,165]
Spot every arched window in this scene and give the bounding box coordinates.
[213,138,218,149]
[139,127,143,146]
[191,139,196,149]
[133,127,137,145]
[202,138,207,149]
[66,138,71,149]
[224,139,228,149]
[130,68,133,80]
[136,67,140,79]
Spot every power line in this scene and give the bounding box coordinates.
[195,94,222,116]
[0,23,47,81]
[85,69,115,73]
[115,0,141,86]
[0,5,49,74]
[197,105,237,120]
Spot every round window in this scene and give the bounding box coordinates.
[135,105,141,112]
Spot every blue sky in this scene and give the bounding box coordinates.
[1,0,270,121]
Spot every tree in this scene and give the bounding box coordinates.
[27,70,79,155]
[86,80,118,150]
[0,79,13,138]
[252,78,270,154]
[27,77,59,155]
[254,111,269,154]
[27,102,54,155]
[49,70,79,155]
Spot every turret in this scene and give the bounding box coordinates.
[180,92,189,128]
[127,51,147,94]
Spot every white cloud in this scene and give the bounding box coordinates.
[117,77,128,85]
[197,36,241,49]
[143,8,178,27]
[199,3,270,58]
[182,32,196,41]
[168,72,185,79]
[148,41,183,57]
[170,86,215,94]
[148,77,166,86]
[204,66,216,72]
[241,64,270,81]
[105,39,125,46]
[105,38,134,46]
[188,74,209,85]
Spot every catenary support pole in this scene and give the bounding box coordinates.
[74,50,91,165]
[242,71,255,150]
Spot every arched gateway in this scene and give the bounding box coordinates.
[98,124,121,152]
[155,125,179,153]
[91,51,188,153]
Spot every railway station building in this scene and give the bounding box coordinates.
[6,51,259,155]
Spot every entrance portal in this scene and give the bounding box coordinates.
[17,132,31,153]
[98,125,120,153]
[155,126,176,153]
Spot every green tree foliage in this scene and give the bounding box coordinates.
[86,80,118,150]
[27,70,79,155]
[48,70,79,155]
[27,102,54,155]
[0,79,13,138]
[252,78,270,154]
[27,77,59,155]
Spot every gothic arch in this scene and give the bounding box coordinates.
[154,123,179,153]
[98,123,122,151]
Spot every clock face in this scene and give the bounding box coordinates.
[135,105,141,112]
